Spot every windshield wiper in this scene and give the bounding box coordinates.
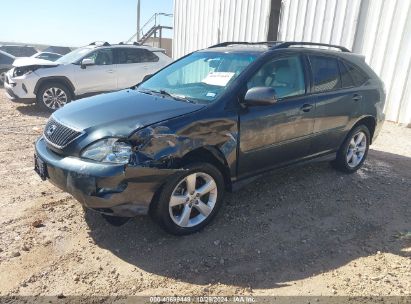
[152,89,194,103]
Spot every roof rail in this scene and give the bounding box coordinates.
[89,41,111,46]
[274,41,350,52]
[209,41,282,48]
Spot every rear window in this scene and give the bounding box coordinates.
[117,48,159,64]
[309,55,341,93]
[345,61,369,86]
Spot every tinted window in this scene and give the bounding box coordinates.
[247,55,305,99]
[142,50,159,62]
[84,49,113,65]
[345,61,369,86]
[0,53,13,65]
[117,48,159,64]
[339,60,355,88]
[309,55,341,92]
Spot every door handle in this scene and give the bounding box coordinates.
[107,70,114,73]
[300,104,313,112]
[352,94,362,101]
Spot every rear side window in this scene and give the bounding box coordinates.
[339,61,355,88]
[117,48,159,64]
[345,61,369,86]
[309,55,341,93]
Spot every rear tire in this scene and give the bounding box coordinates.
[153,163,225,235]
[332,125,370,173]
[36,82,72,112]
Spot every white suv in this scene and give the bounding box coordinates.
[4,42,172,111]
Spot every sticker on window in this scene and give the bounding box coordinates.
[206,92,216,98]
[202,72,235,86]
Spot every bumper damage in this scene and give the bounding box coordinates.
[35,137,182,217]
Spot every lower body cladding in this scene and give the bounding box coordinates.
[35,137,182,217]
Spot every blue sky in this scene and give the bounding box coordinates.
[1,0,174,47]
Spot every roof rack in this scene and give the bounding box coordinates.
[89,41,111,46]
[208,41,350,52]
[209,41,282,48]
[273,41,350,52]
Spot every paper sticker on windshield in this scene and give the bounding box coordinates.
[202,72,235,86]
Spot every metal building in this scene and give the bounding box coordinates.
[173,0,411,126]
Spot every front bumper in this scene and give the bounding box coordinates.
[35,137,180,217]
[4,70,37,103]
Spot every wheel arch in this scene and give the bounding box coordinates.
[180,146,232,192]
[34,76,75,98]
[351,116,376,144]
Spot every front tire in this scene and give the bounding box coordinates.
[153,163,225,235]
[333,125,370,173]
[36,82,72,112]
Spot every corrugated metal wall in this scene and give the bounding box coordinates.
[173,0,272,59]
[278,0,411,125]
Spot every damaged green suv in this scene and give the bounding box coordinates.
[35,42,385,235]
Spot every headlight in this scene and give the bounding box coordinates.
[13,66,38,77]
[81,138,132,164]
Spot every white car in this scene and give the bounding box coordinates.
[4,42,172,111]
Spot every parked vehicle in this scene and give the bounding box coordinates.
[31,52,62,62]
[0,45,38,57]
[0,50,15,86]
[34,42,386,235]
[4,41,172,111]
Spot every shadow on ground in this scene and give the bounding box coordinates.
[16,103,51,118]
[86,149,411,288]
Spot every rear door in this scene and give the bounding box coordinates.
[115,48,162,88]
[307,54,360,155]
[237,54,316,178]
[73,48,117,95]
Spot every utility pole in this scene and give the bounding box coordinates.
[137,0,141,42]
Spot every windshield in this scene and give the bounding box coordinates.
[139,52,257,103]
[55,47,92,64]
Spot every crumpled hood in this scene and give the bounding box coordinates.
[53,89,205,138]
[13,57,58,67]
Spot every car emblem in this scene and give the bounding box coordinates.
[46,124,57,136]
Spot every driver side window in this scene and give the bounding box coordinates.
[247,56,305,99]
[83,49,113,65]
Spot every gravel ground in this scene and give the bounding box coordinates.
[0,88,410,297]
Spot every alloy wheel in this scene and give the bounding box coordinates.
[42,87,68,109]
[346,131,367,168]
[169,172,218,228]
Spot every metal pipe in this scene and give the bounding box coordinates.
[137,0,141,41]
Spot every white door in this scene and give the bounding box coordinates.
[73,49,117,95]
[115,48,161,89]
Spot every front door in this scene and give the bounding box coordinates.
[238,54,316,179]
[73,48,117,95]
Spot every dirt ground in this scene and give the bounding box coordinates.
[0,88,410,298]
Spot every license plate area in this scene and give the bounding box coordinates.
[34,154,48,181]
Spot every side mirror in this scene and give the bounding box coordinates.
[244,87,278,106]
[81,58,95,69]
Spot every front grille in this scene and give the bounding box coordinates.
[43,117,82,149]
